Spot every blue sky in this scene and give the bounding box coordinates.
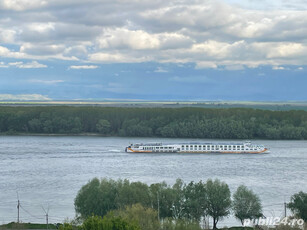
[0,0,306,101]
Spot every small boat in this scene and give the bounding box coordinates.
[125,141,269,154]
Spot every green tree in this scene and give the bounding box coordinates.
[96,119,111,134]
[171,179,186,220]
[287,191,307,222]
[205,179,232,229]
[116,180,151,208]
[28,118,42,132]
[232,185,262,225]
[161,218,202,230]
[75,178,153,220]
[115,204,160,230]
[149,182,178,219]
[74,178,118,219]
[82,215,140,230]
[59,223,74,230]
[183,181,207,221]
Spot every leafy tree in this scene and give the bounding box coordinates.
[171,179,186,220]
[205,179,232,229]
[96,119,111,134]
[183,181,207,221]
[115,204,160,230]
[59,223,74,230]
[232,185,263,225]
[74,178,118,219]
[161,218,202,230]
[28,118,42,132]
[82,215,140,230]
[275,223,302,230]
[69,117,83,133]
[116,180,151,208]
[149,182,178,219]
[287,191,307,221]
[75,178,153,220]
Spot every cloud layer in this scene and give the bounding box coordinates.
[0,94,50,100]
[0,0,307,69]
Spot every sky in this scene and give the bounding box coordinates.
[0,0,307,101]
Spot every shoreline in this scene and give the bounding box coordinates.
[0,133,306,141]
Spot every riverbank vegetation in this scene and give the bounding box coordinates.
[0,222,57,229]
[1,179,305,230]
[73,178,307,230]
[74,178,262,230]
[1,106,307,139]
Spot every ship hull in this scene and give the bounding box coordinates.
[126,147,269,154]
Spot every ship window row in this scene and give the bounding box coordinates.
[143,146,173,150]
[181,145,245,151]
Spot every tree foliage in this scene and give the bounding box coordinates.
[75,177,233,229]
[82,214,140,230]
[74,178,304,229]
[182,181,207,222]
[232,185,262,225]
[205,179,232,229]
[114,204,160,230]
[59,223,75,230]
[0,106,306,139]
[96,119,111,134]
[74,178,118,218]
[161,218,202,230]
[287,191,307,221]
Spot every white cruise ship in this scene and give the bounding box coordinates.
[125,141,269,154]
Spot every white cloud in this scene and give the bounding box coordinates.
[0,94,50,101]
[0,0,47,11]
[98,28,193,50]
[0,0,307,68]
[9,61,47,68]
[191,40,246,59]
[0,46,25,58]
[170,75,210,83]
[28,79,64,84]
[64,45,89,58]
[0,62,9,68]
[69,65,98,69]
[154,67,168,72]
[195,61,218,69]
[0,45,78,61]
[0,29,16,43]
[27,22,55,33]
[0,61,47,68]
[20,43,65,56]
[89,52,149,63]
[272,66,285,70]
[224,64,244,71]
[98,28,160,50]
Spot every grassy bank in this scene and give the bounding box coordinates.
[0,222,57,229]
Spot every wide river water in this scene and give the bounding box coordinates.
[0,136,306,227]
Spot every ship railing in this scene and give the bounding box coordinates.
[132,143,162,146]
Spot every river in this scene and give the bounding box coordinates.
[0,136,306,226]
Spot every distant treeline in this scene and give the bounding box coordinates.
[0,106,307,139]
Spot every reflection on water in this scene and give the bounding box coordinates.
[0,136,306,226]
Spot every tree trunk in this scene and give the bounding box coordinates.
[213,217,217,230]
